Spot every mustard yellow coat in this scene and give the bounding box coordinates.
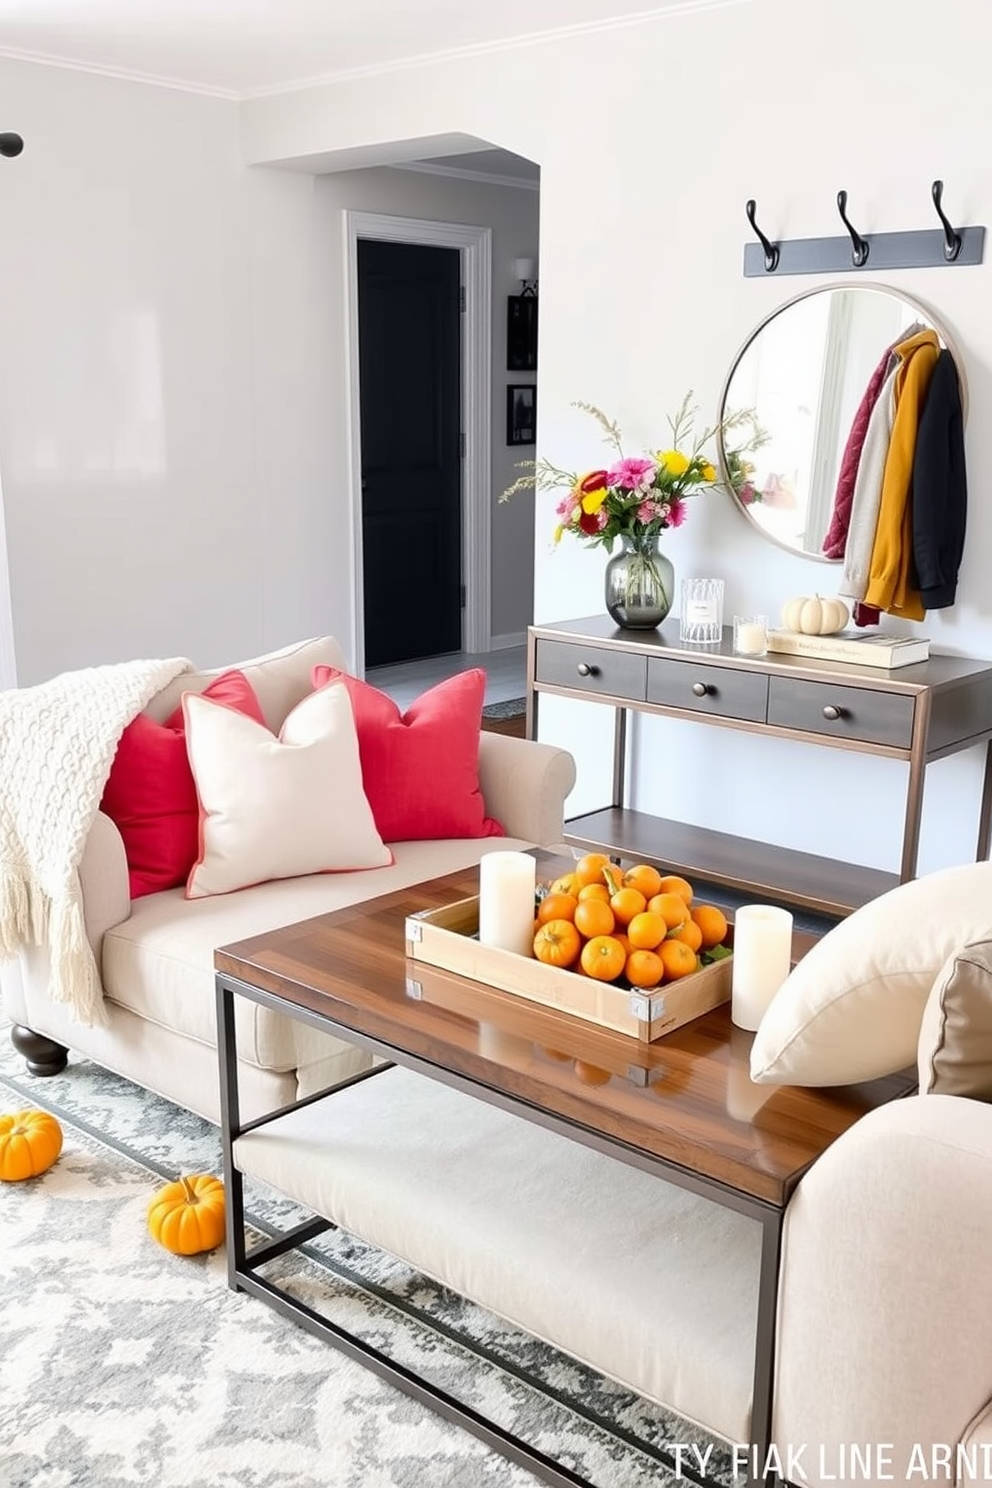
[863,328,940,619]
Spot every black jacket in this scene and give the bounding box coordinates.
[912,348,967,610]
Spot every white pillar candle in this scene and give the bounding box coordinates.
[478,851,537,957]
[731,904,794,1031]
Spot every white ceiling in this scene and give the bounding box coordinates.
[0,0,742,98]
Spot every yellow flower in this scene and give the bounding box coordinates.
[553,523,566,544]
[580,488,608,515]
[701,462,716,482]
[659,449,690,476]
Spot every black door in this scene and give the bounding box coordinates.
[358,238,462,668]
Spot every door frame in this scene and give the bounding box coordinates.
[344,210,492,674]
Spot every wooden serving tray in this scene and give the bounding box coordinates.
[405,895,732,1043]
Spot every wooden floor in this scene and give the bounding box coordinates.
[480,712,526,739]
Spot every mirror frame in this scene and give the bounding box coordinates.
[717,281,968,562]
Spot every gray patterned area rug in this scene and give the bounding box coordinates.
[0,1030,734,1488]
[481,698,527,720]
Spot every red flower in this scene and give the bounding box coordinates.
[579,470,609,494]
[579,510,606,535]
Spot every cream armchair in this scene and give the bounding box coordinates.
[774,1094,992,1483]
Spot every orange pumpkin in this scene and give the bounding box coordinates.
[147,1174,226,1255]
[0,1109,63,1181]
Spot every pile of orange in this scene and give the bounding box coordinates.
[531,853,729,991]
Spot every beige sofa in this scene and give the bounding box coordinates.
[1,636,577,1123]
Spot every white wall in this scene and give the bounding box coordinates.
[0,58,537,684]
[0,464,16,687]
[310,164,539,652]
[0,60,254,680]
[243,163,344,662]
[0,57,368,683]
[241,0,992,877]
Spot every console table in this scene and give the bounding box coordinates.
[527,615,992,917]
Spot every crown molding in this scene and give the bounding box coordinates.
[390,161,539,193]
[0,0,755,102]
[0,43,239,98]
[241,0,757,99]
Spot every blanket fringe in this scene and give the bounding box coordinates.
[48,884,107,1029]
[0,867,50,959]
[0,870,105,1028]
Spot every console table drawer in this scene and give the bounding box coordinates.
[647,658,768,722]
[535,640,647,701]
[767,677,915,748]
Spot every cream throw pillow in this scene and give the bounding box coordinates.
[183,682,391,899]
[750,862,992,1086]
[917,939,992,1099]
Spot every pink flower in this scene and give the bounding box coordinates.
[606,457,656,493]
[666,496,688,528]
[555,492,579,522]
[636,499,665,523]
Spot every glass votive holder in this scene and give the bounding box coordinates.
[733,614,769,657]
[680,578,724,645]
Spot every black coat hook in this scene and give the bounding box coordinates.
[0,132,24,158]
[836,190,869,267]
[931,180,962,262]
[745,199,779,272]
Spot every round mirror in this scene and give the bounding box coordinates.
[717,284,963,561]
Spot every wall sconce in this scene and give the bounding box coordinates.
[0,133,25,158]
[512,256,538,297]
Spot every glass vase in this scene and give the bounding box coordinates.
[604,534,674,630]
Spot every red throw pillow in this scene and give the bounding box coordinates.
[101,670,266,898]
[311,666,504,842]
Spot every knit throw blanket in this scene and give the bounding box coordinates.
[0,657,193,1026]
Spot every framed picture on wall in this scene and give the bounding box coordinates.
[506,295,538,371]
[507,384,536,446]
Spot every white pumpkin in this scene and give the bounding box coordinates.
[781,594,850,635]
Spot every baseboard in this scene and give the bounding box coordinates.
[489,630,527,651]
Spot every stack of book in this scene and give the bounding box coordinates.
[764,630,931,669]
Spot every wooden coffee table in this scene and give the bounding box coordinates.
[214,853,914,1488]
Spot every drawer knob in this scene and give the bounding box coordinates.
[822,704,843,721]
[692,681,710,697]
[576,662,599,678]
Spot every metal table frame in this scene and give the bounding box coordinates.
[217,971,784,1488]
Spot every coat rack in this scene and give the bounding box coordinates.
[744,181,985,277]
